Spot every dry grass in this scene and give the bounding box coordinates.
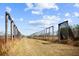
[0,37,18,55]
[0,37,79,56]
[0,37,5,55]
[3,37,79,56]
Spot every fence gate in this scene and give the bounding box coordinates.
[58,21,69,41]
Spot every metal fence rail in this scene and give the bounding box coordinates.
[29,26,54,41]
[58,21,69,41]
[29,21,79,45]
[58,21,79,44]
[5,11,22,43]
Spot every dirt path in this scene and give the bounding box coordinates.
[7,38,79,56]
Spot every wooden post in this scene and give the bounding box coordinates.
[52,26,54,36]
[5,12,8,43]
[11,20,13,41]
[52,26,54,40]
[46,28,47,40]
[44,30,45,40]
[13,24,15,40]
[43,30,44,40]
[16,27,18,37]
[58,24,60,41]
[49,27,50,40]
[15,26,18,39]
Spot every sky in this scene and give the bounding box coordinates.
[0,3,79,36]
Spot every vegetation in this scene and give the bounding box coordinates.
[75,24,79,29]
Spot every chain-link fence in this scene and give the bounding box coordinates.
[5,12,22,43]
[0,12,22,45]
[29,21,79,45]
[58,21,79,44]
[29,26,54,41]
[58,21,69,41]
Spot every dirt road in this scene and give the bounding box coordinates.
[7,37,79,56]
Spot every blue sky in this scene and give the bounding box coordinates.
[0,3,79,35]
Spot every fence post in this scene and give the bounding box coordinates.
[43,30,44,40]
[13,24,15,40]
[52,26,54,40]
[58,24,61,42]
[11,20,13,41]
[5,12,8,43]
[44,29,45,40]
[46,28,47,40]
[52,26,54,36]
[49,27,50,40]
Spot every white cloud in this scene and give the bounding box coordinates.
[74,12,79,17]
[74,3,79,8]
[64,18,72,23]
[5,6,11,12]
[24,3,34,11]
[28,15,61,32]
[65,12,70,17]
[29,15,60,28]
[20,18,24,22]
[24,3,59,15]
[35,3,59,10]
[25,3,59,10]
[26,3,34,8]
[32,10,42,15]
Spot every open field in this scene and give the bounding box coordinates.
[1,4,79,56]
[30,36,58,42]
[0,37,79,56]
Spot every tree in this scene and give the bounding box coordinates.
[75,24,79,29]
[74,24,79,38]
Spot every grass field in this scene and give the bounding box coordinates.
[0,37,79,56]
